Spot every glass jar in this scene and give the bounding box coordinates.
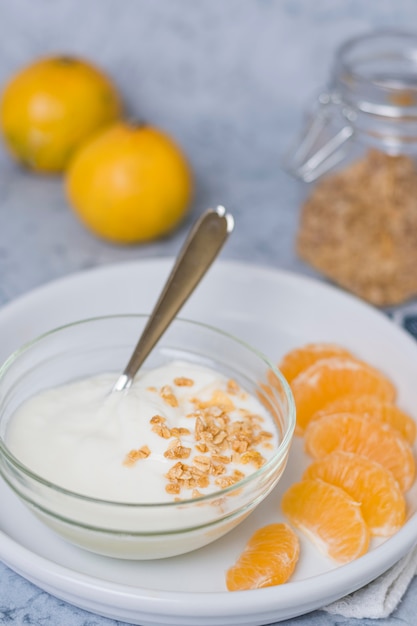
[285,31,417,308]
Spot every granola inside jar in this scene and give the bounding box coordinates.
[285,31,417,307]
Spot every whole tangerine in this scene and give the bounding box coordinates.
[0,55,122,173]
[65,122,193,244]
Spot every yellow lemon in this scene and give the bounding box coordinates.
[0,55,122,173]
[66,122,193,243]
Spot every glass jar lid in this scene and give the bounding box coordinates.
[285,31,417,182]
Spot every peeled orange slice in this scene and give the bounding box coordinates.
[225,523,300,591]
[281,479,369,563]
[303,451,406,536]
[304,412,415,491]
[311,394,416,444]
[277,343,353,383]
[291,357,396,435]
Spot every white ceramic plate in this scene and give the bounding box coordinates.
[1,259,417,626]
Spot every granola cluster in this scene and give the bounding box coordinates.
[122,376,275,499]
[297,149,417,306]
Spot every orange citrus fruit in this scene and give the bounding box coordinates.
[290,356,396,435]
[66,121,193,244]
[0,55,122,172]
[303,451,406,536]
[225,523,300,591]
[312,394,416,444]
[277,342,352,383]
[281,478,369,563]
[304,412,415,491]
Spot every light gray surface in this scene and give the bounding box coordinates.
[1,1,417,624]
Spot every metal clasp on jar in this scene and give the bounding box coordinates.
[283,91,356,183]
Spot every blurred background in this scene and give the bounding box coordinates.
[1,0,417,307]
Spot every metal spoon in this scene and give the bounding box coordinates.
[113,206,234,392]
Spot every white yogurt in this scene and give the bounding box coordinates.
[6,360,279,504]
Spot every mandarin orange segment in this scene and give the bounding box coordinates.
[281,479,369,563]
[304,412,415,491]
[303,451,406,536]
[312,394,416,444]
[225,523,300,591]
[290,357,396,435]
[277,343,353,383]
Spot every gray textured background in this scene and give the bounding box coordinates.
[1,0,417,306]
[1,1,417,625]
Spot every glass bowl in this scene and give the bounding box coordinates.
[0,315,295,560]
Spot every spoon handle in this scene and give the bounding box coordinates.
[114,206,234,391]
